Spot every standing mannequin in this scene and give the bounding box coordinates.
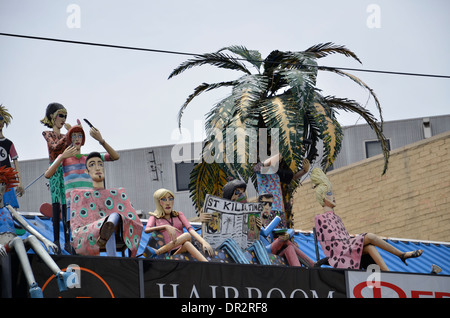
[41,103,71,253]
[0,105,24,208]
[0,166,77,298]
[145,188,213,261]
[311,168,423,271]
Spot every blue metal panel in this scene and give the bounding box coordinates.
[20,216,450,275]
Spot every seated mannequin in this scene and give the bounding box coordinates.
[145,188,213,262]
[311,167,423,271]
[0,166,78,298]
[258,193,314,267]
[69,152,143,257]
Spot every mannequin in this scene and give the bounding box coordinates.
[69,152,142,257]
[0,167,77,298]
[258,193,314,267]
[255,155,310,228]
[0,105,24,207]
[311,168,423,271]
[145,188,213,261]
[41,103,71,253]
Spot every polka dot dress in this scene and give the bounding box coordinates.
[315,211,366,269]
[70,188,143,257]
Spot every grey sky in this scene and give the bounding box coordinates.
[0,0,449,161]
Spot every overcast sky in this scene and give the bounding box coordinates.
[0,0,449,161]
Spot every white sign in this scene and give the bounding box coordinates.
[201,194,263,249]
[347,269,450,298]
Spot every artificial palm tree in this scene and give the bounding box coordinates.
[168,43,389,226]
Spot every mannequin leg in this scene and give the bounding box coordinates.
[156,232,191,255]
[364,233,403,257]
[363,244,389,271]
[280,245,301,266]
[97,213,121,248]
[288,241,315,267]
[61,204,71,253]
[364,233,422,266]
[25,235,78,292]
[8,237,38,288]
[178,241,209,262]
[52,203,61,253]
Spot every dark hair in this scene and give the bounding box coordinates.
[258,192,273,202]
[222,179,247,200]
[85,152,102,169]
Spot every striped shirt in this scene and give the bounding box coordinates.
[61,153,111,206]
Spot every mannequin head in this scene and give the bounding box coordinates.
[310,168,336,208]
[0,166,19,208]
[258,193,273,219]
[150,188,177,218]
[41,103,67,129]
[0,104,13,130]
[66,125,85,149]
[222,179,247,202]
[85,152,105,187]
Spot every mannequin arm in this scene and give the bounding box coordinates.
[12,159,24,196]
[6,205,58,253]
[89,128,120,161]
[44,146,77,179]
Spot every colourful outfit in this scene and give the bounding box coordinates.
[42,131,67,205]
[70,187,143,257]
[315,210,366,269]
[145,211,192,250]
[256,172,287,228]
[0,138,19,208]
[0,206,15,235]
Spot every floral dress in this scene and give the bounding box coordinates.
[70,187,143,257]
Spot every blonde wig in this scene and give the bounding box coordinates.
[40,103,67,128]
[310,168,333,207]
[149,188,179,218]
[0,105,13,127]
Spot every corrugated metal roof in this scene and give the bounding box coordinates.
[20,216,449,276]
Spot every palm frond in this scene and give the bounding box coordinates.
[177,81,236,129]
[304,42,362,64]
[217,45,263,72]
[260,95,305,173]
[188,160,230,212]
[320,95,389,174]
[281,69,317,110]
[168,52,252,79]
[311,100,343,170]
[317,67,383,123]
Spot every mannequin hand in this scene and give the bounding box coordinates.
[43,239,59,254]
[202,241,214,257]
[62,146,78,159]
[16,185,25,197]
[0,244,7,257]
[199,212,211,223]
[302,158,310,172]
[165,225,181,242]
[256,217,262,230]
[90,127,104,143]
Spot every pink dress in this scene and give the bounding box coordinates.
[70,187,143,257]
[315,211,366,269]
[145,211,193,249]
